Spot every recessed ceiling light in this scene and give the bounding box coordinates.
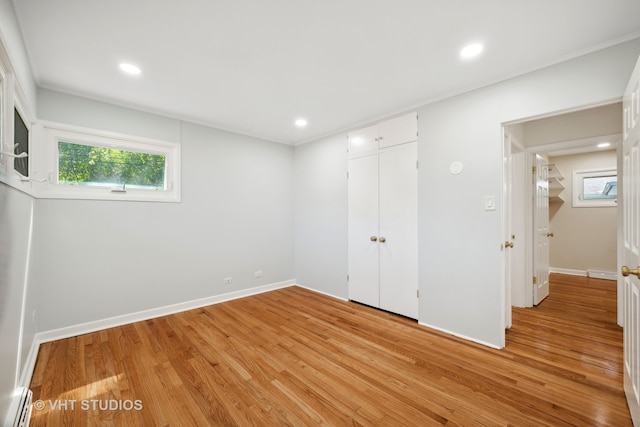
[295,118,308,128]
[119,62,141,75]
[460,43,484,59]
[597,142,611,148]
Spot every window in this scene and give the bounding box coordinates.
[42,124,181,202]
[572,168,617,207]
[13,107,29,177]
[58,141,166,190]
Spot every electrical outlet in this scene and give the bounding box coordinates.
[223,277,233,284]
[254,270,263,278]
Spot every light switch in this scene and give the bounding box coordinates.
[485,196,496,211]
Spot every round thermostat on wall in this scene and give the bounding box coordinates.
[449,161,464,175]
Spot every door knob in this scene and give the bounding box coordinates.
[546,232,554,237]
[622,266,640,278]
[505,241,514,248]
[379,237,386,243]
[370,236,378,242]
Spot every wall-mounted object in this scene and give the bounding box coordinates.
[449,161,463,175]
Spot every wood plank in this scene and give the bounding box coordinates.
[29,273,631,425]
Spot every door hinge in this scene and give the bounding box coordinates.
[532,166,537,174]
[347,171,349,179]
[533,276,538,285]
[416,160,419,169]
[417,289,420,298]
[347,274,349,282]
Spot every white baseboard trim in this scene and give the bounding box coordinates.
[418,321,502,350]
[18,335,40,389]
[294,284,349,302]
[549,268,587,277]
[36,279,296,344]
[587,270,617,281]
[549,268,617,281]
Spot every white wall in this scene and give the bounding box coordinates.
[522,103,622,146]
[0,0,36,109]
[421,39,640,347]
[548,150,618,273]
[33,90,295,332]
[418,89,504,346]
[37,89,181,143]
[294,38,640,349]
[293,134,348,299]
[0,1,37,424]
[0,184,35,424]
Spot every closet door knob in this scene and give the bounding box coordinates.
[379,237,386,243]
[370,236,378,242]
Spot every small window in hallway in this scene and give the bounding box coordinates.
[573,168,617,207]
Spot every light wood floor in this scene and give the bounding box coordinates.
[29,274,631,426]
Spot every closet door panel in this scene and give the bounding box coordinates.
[348,124,379,155]
[379,142,418,319]
[348,154,380,307]
[378,112,418,149]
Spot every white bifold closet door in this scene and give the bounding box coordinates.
[348,153,380,308]
[348,141,418,319]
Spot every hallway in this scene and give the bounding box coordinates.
[507,273,629,425]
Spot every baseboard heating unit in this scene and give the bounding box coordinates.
[587,270,617,281]
[8,387,32,427]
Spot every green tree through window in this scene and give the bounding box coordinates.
[58,141,166,189]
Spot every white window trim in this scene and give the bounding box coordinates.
[35,121,181,203]
[0,61,6,176]
[0,37,12,179]
[0,73,36,193]
[572,167,617,208]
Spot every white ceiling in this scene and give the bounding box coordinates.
[11,0,640,145]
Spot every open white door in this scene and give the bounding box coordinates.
[503,132,513,328]
[622,54,640,425]
[533,155,550,305]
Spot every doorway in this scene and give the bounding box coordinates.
[504,102,623,319]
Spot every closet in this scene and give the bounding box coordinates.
[347,112,418,319]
